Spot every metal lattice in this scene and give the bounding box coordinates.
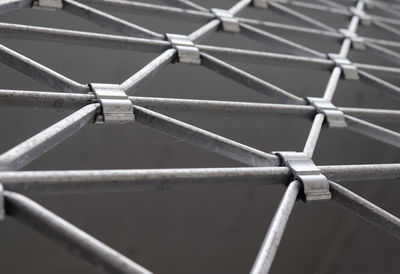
[0,0,399,273]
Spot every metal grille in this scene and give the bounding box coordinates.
[0,0,399,273]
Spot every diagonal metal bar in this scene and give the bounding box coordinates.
[267,1,336,31]
[358,70,400,100]
[133,105,281,167]
[63,0,164,39]
[345,114,400,148]
[330,181,400,240]
[120,48,176,95]
[0,103,99,171]
[228,0,252,15]
[4,191,152,274]
[276,0,350,16]
[372,20,400,38]
[239,22,326,58]
[0,43,89,93]
[250,180,301,274]
[159,0,208,12]
[200,52,306,104]
[365,42,400,66]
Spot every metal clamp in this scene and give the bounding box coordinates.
[306,97,347,128]
[328,53,359,80]
[89,83,134,124]
[274,151,331,202]
[0,183,4,220]
[33,0,63,9]
[165,33,201,65]
[211,8,240,32]
[339,29,365,50]
[253,0,268,8]
[350,7,371,25]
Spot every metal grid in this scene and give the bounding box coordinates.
[0,0,399,273]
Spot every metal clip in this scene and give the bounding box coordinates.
[274,152,331,202]
[211,8,240,32]
[165,33,201,65]
[339,29,365,50]
[253,0,268,8]
[306,97,347,128]
[0,184,4,220]
[328,53,359,80]
[33,0,63,9]
[350,7,371,25]
[89,83,134,124]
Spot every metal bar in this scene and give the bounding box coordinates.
[133,105,281,167]
[276,0,350,16]
[0,163,399,194]
[372,20,400,37]
[0,0,31,15]
[268,1,336,31]
[345,114,400,148]
[200,52,306,105]
[228,0,252,15]
[0,43,89,93]
[355,63,400,75]
[159,0,208,12]
[358,70,400,100]
[4,191,152,274]
[0,22,171,53]
[250,180,301,274]
[330,181,400,240]
[0,104,99,171]
[120,49,176,95]
[303,113,325,158]
[80,0,213,22]
[239,22,326,58]
[187,19,220,42]
[63,0,165,39]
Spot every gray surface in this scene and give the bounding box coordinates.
[0,1,400,274]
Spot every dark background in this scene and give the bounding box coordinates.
[0,0,400,273]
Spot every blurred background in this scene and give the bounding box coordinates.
[0,0,400,273]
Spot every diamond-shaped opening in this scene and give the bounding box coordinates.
[348,44,400,68]
[0,38,161,88]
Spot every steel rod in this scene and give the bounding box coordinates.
[0,104,99,171]
[159,0,208,12]
[4,191,152,274]
[330,181,400,240]
[358,70,400,100]
[250,180,301,274]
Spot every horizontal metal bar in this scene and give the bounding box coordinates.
[358,70,400,100]
[276,0,350,16]
[80,0,213,22]
[159,0,208,12]
[63,0,164,39]
[239,22,327,58]
[5,191,152,274]
[330,181,400,240]
[250,180,301,274]
[0,22,171,53]
[0,43,89,93]
[200,52,306,104]
[134,105,281,167]
[355,63,400,76]
[0,104,99,171]
[0,0,31,15]
[120,49,176,95]
[345,114,400,148]
[0,163,399,194]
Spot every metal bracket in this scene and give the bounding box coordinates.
[165,33,201,65]
[306,97,347,128]
[32,0,63,9]
[350,7,371,25]
[274,151,331,202]
[89,83,134,124]
[328,53,359,80]
[211,8,240,32]
[253,0,268,8]
[339,29,365,50]
[0,184,4,220]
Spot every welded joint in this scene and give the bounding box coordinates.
[328,53,359,80]
[349,7,371,25]
[0,184,4,220]
[32,0,63,9]
[339,29,365,50]
[274,151,331,202]
[89,83,135,124]
[165,33,201,64]
[253,0,268,8]
[210,8,240,32]
[306,97,347,128]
